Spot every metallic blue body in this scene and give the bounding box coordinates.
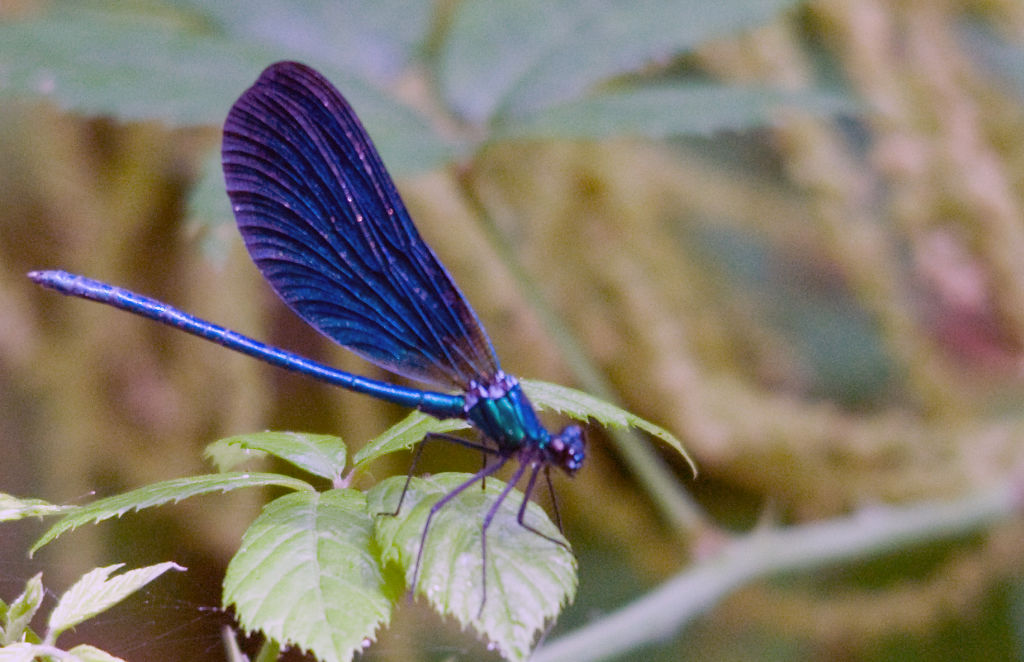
[29,61,584,473]
[28,270,465,420]
[30,61,586,609]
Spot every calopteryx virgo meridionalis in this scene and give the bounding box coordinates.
[29,61,585,610]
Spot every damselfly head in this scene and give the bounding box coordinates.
[548,425,585,475]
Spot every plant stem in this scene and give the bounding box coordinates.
[533,480,1021,662]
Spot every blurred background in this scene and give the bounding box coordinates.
[3,0,1024,660]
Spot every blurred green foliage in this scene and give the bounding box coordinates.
[3,0,1024,660]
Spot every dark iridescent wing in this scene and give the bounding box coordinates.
[222,62,499,390]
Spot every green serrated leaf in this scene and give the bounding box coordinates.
[0,4,274,126]
[0,494,73,522]
[441,0,805,121]
[0,5,455,174]
[369,474,577,662]
[0,641,37,661]
[2,574,43,646]
[204,437,269,473]
[47,562,185,642]
[351,412,470,472]
[31,472,313,555]
[522,379,696,473]
[251,638,281,662]
[224,489,392,662]
[496,85,857,141]
[213,432,349,483]
[353,381,695,478]
[66,644,127,662]
[175,0,433,85]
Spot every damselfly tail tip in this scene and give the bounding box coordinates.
[27,270,73,292]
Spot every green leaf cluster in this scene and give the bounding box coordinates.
[0,0,842,143]
[4,382,688,662]
[0,0,852,251]
[0,562,184,662]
